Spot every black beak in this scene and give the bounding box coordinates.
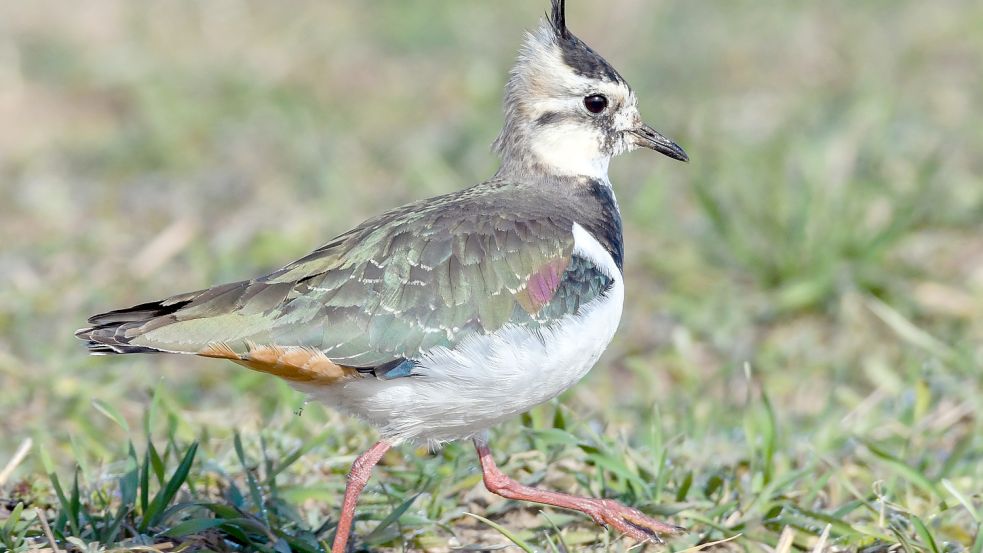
[630,124,689,162]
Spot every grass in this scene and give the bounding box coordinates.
[1,0,982,551]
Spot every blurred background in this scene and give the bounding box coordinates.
[1,0,981,550]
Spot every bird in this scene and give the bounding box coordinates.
[76,1,688,551]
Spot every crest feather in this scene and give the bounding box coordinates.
[548,0,569,39]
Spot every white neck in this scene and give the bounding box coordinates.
[533,147,611,179]
[527,123,612,180]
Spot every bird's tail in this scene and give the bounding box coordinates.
[76,284,361,385]
[75,291,203,354]
[76,279,287,355]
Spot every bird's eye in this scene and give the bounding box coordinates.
[584,94,609,114]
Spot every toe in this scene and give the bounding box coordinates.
[593,500,684,542]
[622,518,666,543]
[622,513,685,539]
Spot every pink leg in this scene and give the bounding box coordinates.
[331,440,392,553]
[474,438,684,543]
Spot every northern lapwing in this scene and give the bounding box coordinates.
[77,1,688,550]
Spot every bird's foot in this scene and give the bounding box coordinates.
[474,438,684,544]
[580,498,685,543]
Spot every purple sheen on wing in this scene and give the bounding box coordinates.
[527,259,566,308]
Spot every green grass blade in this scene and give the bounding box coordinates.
[864,441,946,506]
[91,399,130,434]
[676,470,693,502]
[227,481,247,509]
[269,429,333,481]
[140,442,150,516]
[140,441,198,532]
[464,513,535,553]
[760,388,778,485]
[365,493,420,544]
[164,517,226,538]
[197,503,240,518]
[584,450,647,494]
[46,471,71,536]
[790,506,870,540]
[104,445,140,544]
[539,510,570,553]
[942,479,980,523]
[148,440,165,486]
[889,523,919,553]
[70,469,82,533]
[911,515,940,553]
[100,504,130,546]
[2,501,24,537]
[234,433,268,522]
[119,442,139,507]
[144,379,164,437]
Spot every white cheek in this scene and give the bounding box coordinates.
[530,123,610,178]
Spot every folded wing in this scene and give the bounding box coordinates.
[79,186,614,378]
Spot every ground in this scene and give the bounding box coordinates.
[1,1,981,552]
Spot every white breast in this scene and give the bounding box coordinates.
[298,223,624,444]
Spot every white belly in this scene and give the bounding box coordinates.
[299,224,624,444]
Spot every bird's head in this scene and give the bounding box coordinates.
[494,0,687,179]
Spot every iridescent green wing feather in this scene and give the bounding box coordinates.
[107,184,612,369]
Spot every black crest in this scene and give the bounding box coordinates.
[549,0,569,39]
[546,0,624,84]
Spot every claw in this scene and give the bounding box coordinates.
[624,518,665,543]
[588,499,685,543]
